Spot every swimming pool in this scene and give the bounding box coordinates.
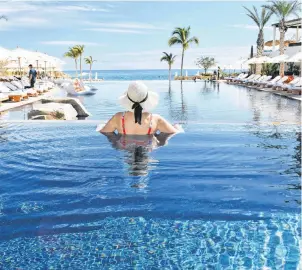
[1,80,301,123]
[0,81,301,269]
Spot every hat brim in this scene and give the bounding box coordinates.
[118,90,159,112]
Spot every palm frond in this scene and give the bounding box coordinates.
[243,6,261,27]
[160,52,176,65]
[168,36,182,46]
[263,1,301,20]
[187,36,199,45]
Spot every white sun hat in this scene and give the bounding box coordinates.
[118,81,159,112]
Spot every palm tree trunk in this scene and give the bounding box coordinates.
[169,65,171,83]
[256,29,264,75]
[89,64,92,81]
[279,22,286,77]
[75,59,78,78]
[80,55,82,79]
[181,48,184,77]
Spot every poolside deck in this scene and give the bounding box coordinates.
[0,88,58,114]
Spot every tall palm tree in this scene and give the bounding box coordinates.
[63,47,80,77]
[263,0,301,76]
[0,15,7,20]
[243,6,273,74]
[160,52,176,83]
[73,45,85,78]
[168,26,199,77]
[84,56,97,80]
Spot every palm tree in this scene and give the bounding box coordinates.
[243,6,273,74]
[168,26,199,77]
[0,16,7,20]
[263,0,301,76]
[160,52,176,83]
[73,45,85,78]
[63,47,80,77]
[84,56,97,80]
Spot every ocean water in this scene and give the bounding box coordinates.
[0,80,300,269]
[64,69,244,81]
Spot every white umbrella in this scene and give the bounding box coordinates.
[285,52,302,62]
[0,47,13,61]
[10,47,35,73]
[245,56,272,64]
[270,54,289,63]
[245,58,257,64]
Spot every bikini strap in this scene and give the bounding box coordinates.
[147,114,152,135]
[122,112,126,135]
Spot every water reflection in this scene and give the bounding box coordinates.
[163,81,188,125]
[243,86,301,124]
[102,133,174,177]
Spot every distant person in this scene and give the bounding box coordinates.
[96,81,183,134]
[213,70,217,80]
[24,64,37,89]
[217,66,221,80]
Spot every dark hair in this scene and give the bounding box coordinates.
[28,64,33,67]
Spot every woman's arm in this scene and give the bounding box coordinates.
[156,115,183,134]
[99,113,118,133]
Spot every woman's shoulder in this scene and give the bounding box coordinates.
[113,112,123,118]
[151,113,163,121]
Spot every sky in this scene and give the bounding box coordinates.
[0,0,300,70]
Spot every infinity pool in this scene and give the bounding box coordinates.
[0,81,301,269]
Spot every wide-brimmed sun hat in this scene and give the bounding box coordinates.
[119,81,159,112]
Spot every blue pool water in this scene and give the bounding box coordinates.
[0,81,301,269]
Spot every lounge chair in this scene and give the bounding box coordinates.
[272,76,289,90]
[242,74,261,84]
[226,73,244,83]
[262,76,283,88]
[0,93,9,103]
[247,75,266,85]
[255,76,274,87]
[236,74,256,84]
[254,76,272,87]
[279,77,301,91]
[286,78,302,94]
[8,91,27,102]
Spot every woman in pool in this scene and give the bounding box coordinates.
[97,81,183,134]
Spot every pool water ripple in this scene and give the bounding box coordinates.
[0,81,301,269]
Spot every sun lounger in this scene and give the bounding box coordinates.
[236,74,256,84]
[247,75,267,85]
[231,73,248,83]
[272,76,289,90]
[263,76,283,88]
[278,77,301,91]
[226,73,244,82]
[242,74,261,84]
[0,93,9,103]
[255,76,273,87]
[8,91,26,102]
[286,78,302,94]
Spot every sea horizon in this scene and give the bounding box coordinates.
[63,68,247,80]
